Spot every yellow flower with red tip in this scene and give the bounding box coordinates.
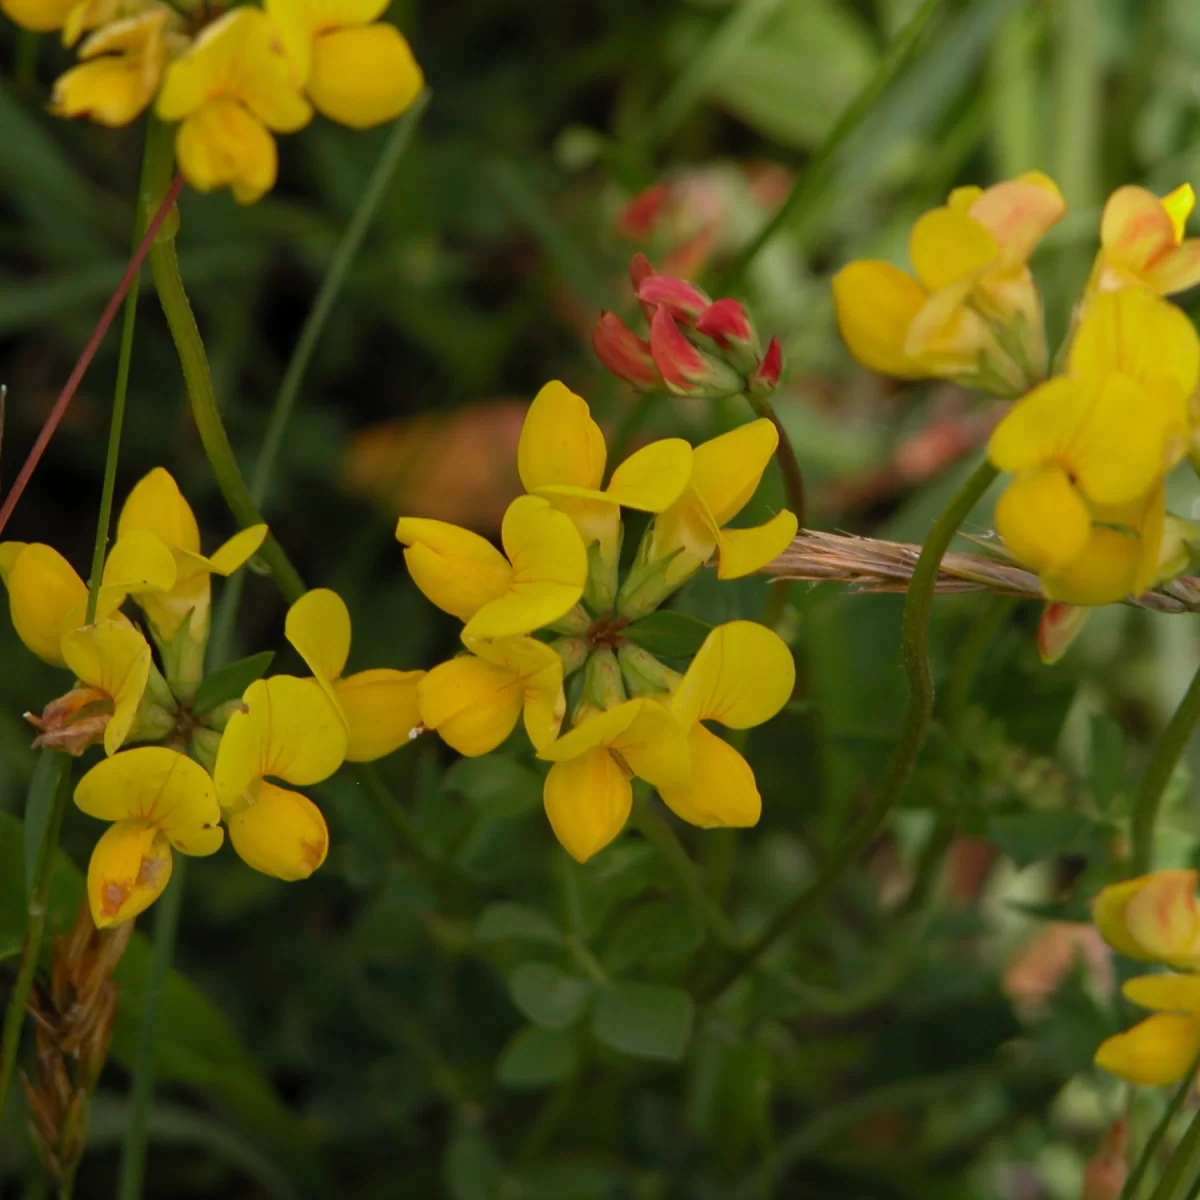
[987,287,1198,605]
[1093,869,1200,970]
[285,588,424,762]
[1093,184,1200,297]
[395,495,588,640]
[213,675,347,881]
[833,172,1065,391]
[75,747,224,927]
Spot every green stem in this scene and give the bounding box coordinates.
[0,756,70,1119]
[1149,1103,1200,1200]
[631,792,741,950]
[115,858,186,1200]
[1121,1052,1200,1200]
[700,459,997,999]
[1130,663,1200,876]
[748,393,805,530]
[718,0,948,292]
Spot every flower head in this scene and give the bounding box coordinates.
[285,588,424,761]
[1094,184,1200,296]
[75,747,224,927]
[1093,870,1200,970]
[1095,974,1200,1086]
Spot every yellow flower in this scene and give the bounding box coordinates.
[418,634,564,756]
[49,6,175,127]
[0,536,174,668]
[213,675,346,880]
[1093,870,1200,970]
[60,618,152,756]
[0,0,73,32]
[396,494,588,639]
[988,287,1198,604]
[156,8,312,204]
[1093,184,1200,296]
[1095,974,1200,1086]
[517,380,692,609]
[833,172,1065,388]
[285,588,424,761]
[620,419,796,617]
[538,698,690,863]
[266,0,423,128]
[657,621,793,829]
[75,747,224,927]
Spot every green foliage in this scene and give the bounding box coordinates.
[622,610,713,658]
[190,651,274,715]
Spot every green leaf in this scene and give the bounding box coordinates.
[602,897,705,974]
[443,755,544,818]
[192,651,275,715]
[495,1025,579,1088]
[590,982,694,1061]
[444,1126,507,1200]
[984,811,1113,870]
[476,903,564,946]
[623,611,713,659]
[508,962,593,1030]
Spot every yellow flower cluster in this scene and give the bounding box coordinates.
[396,381,798,863]
[1092,871,1200,1086]
[834,178,1200,608]
[1,469,422,927]
[2,0,423,204]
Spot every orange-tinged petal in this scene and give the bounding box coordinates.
[117,467,200,552]
[605,438,693,512]
[208,524,268,575]
[518,380,606,494]
[715,510,798,579]
[671,620,795,730]
[995,467,1091,575]
[334,668,424,761]
[1124,973,1200,1015]
[87,818,173,928]
[1123,869,1200,966]
[1146,241,1200,296]
[832,261,927,379]
[61,618,151,756]
[395,516,512,621]
[1094,1013,1200,1086]
[285,588,352,689]
[966,173,1066,263]
[909,205,998,291]
[417,655,523,756]
[658,723,761,829]
[1100,185,1179,274]
[3,543,87,666]
[689,419,778,527]
[174,99,279,206]
[1093,876,1164,961]
[543,748,632,863]
[307,24,423,129]
[227,780,328,880]
[903,274,995,373]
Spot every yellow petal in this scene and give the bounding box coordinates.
[1162,184,1195,240]
[208,525,268,575]
[987,377,1085,474]
[75,745,223,843]
[61,618,151,756]
[541,699,641,759]
[334,668,424,761]
[395,516,512,622]
[965,174,1066,264]
[1093,876,1163,961]
[0,0,72,30]
[605,438,693,512]
[658,723,761,828]
[690,419,778,528]
[118,467,200,552]
[1146,241,1200,297]
[543,748,632,863]
[227,780,328,880]
[903,274,995,373]
[716,510,798,580]
[517,380,606,494]
[464,634,564,752]
[1100,185,1180,275]
[610,699,691,794]
[908,205,998,291]
[463,496,587,639]
[308,24,423,128]
[0,542,27,585]
[264,0,390,78]
[214,675,348,808]
[1094,1013,1200,1086]
[1123,869,1200,967]
[994,466,1091,575]
[671,620,795,730]
[49,57,156,128]
[1124,973,1200,1015]
[417,655,523,756]
[2,543,86,666]
[285,588,352,687]
[832,261,927,379]
[104,529,178,595]
[87,818,173,928]
[175,99,280,206]
[1040,525,1146,607]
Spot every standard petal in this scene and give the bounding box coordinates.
[395,516,512,621]
[265,0,391,76]
[543,749,632,863]
[671,620,795,730]
[658,723,761,829]
[1124,973,1200,1015]
[986,377,1088,474]
[417,655,523,756]
[517,379,607,493]
[285,588,352,687]
[117,466,201,551]
[831,261,927,379]
[1100,184,1178,275]
[335,668,424,761]
[208,524,268,575]
[87,818,173,928]
[1123,869,1200,967]
[3,543,87,666]
[1094,1013,1200,1086]
[61,618,151,756]
[612,699,690,794]
[908,205,998,291]
[227,781,329,881]
[49,58,158,128]
[605,438,693,513]
[464,496,587,639]
[307,24,424,129]
[689,419,778,527]
[1092,875,1163,961]
[966,173,1066,264]
[76,745,221,835]
[994,467,1091,575]
[715,510,799,580]
[103,529,178,595]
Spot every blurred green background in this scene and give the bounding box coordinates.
[4,0,1200,1195]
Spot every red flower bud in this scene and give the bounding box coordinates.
[593,311,662,390]
[747,335,783,395]
[618,185,670,240]
[1037,601,1089,664]
[696,298,756,348]
[649,307,741,397]
[629,252,655,293]
[637,274,712,324]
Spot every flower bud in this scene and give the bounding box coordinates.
[1082,1120,1127,1200]
[189,726,223,774]
[629,251,655,293]
[583,647,627,710]
[696,298,761,372]
[1037,602,1089,665]
[747,335,784,396]
[549,637,590,677]
[618,185,670,240]
[618,643,682,698]
[593,311,663,391]
[1093,869,1200,968]
[637,273,713,325]
[649,308,743,398]
[548,604,592,637]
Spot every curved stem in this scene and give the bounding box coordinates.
[1130,662,1200,876]
[700,459,997,999]
[1150,1102,1200,1200]
[748,394,805,530]
[1121,1049,1200,1200]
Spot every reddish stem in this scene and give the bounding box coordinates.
[0,172,187,538]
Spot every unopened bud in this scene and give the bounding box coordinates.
[649,308,742,398]
[593,311,662,391]
[1082,1119,1128,1200]
[1038,602,1089,665]
[638,274,712,325]
[548,604,592,637]
[583,647,627,711]
[629,252,655,293]
[696,298,761,372]
[747,336,784,396]
[190,726,223,773]
[549,637,590,677]
[617,644,682,698]
[618,185,670,240]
